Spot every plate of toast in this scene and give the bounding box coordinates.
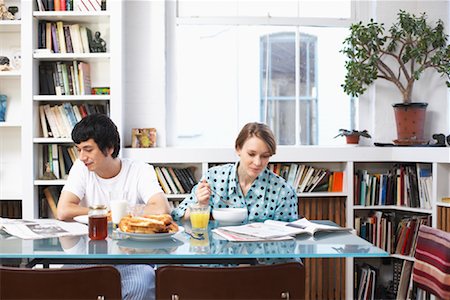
[117,214,182,241]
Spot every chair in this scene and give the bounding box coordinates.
[156,262,305,300]
[412,225,450,300]
[0,265,122,300]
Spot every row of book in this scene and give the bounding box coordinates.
[355,263,377,300]
[39,103,108,138]
[37,21,96,54]
[0,200,22,219]
[355,258,427,300]
[438,206,450,232]
[268,163,344,193]
[39,186,61,219]
[36,0,105,12]
[354,163,432,209]
[39,144,78,180]
[154,166,197,195]
[39,61,91,96]
[355,211,430,256]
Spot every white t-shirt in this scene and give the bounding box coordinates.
[62,158,163,208]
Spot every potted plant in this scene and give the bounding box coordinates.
[341,10,450,145]
[334,129,371,144]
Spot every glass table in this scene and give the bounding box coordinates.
[0,221,388,266]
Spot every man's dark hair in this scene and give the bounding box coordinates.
[72,114,121,158]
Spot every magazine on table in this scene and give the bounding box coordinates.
[0,218,88,240]
[213,217,352,241]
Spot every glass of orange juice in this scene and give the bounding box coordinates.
[189,204,210,231]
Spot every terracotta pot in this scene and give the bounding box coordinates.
[345,135,360,144]
[392,102,428,145]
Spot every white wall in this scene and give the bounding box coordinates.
[359,0,450,144]
[123,0,450,146]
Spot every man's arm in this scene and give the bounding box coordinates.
[143,192,172,215]
[57,190,89,221]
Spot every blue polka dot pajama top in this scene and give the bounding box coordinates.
[172,162,299,222]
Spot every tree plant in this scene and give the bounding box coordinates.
[341,10,450,103]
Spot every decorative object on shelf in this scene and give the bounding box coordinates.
[10,48,21,70]
[334,129,371,144]
[0,0,14,20]
[38,163,57,180]
[91,31,107,53]
[0,94,6,122]
[131,128,157,148]
[0,56,12,71]
[7,6,18,19]
[431,134,446,147]
[341,10,450,146]
[91,87,110,95]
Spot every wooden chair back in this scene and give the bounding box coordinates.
[156,262,305,300]
[0,265,122,300]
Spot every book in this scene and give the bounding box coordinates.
[43,187,58,218]
[214,218,353,240]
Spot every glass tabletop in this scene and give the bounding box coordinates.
[0,221,388,262]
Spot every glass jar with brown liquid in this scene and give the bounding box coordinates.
[88,205,108,240]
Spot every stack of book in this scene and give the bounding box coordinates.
[39,61,92,96]
[39,102,108,138]
[154,166,197,195]
[268,163,344,193]
[37,21,96,54]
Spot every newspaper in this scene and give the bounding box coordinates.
[0,218,88,240]
[214,218,352,241]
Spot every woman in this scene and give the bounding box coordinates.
[172,122,298,223]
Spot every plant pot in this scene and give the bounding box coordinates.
[393,102,428,145]
[345,135,360,144]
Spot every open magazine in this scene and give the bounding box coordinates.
[213,218,352,241]
[0,218,88,240]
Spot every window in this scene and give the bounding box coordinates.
[168,0,357,146]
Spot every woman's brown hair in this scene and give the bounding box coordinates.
[235,122,276,155]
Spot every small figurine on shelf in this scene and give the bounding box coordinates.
[91,31,107,53]
[0,56,12,71]
[0,0,14,20]
[39,163,57,180]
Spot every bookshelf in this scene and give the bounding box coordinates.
[21,0,123,219]
[0,0,22,217]
[123,146,450,299]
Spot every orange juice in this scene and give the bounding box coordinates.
[190,211,210,229]
[189,204,210,230]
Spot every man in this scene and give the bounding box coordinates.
[57,113,170,300]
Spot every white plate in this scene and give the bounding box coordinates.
[117,226,184,241]
[74,215,112,225]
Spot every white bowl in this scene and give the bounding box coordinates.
[212,208,248,225]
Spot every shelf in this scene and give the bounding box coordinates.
[353,205,432,214]
[33,137,73,143]
[0,20,21,32]
[33,95,110,101]
[34,179,66,186]
[33,52,110,62]
[0,70,21,77]
[299,192,346,197]
[0,122,21,128]
[167,194,190,199]
[33,11,110,23]
[437,201,450,208]
[390,254,415,262]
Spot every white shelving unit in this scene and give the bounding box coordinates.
[0,1,22,204]
[123,146,450,298]
[21,0,123,220]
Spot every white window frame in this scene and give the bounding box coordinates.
[165,0,373,146]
